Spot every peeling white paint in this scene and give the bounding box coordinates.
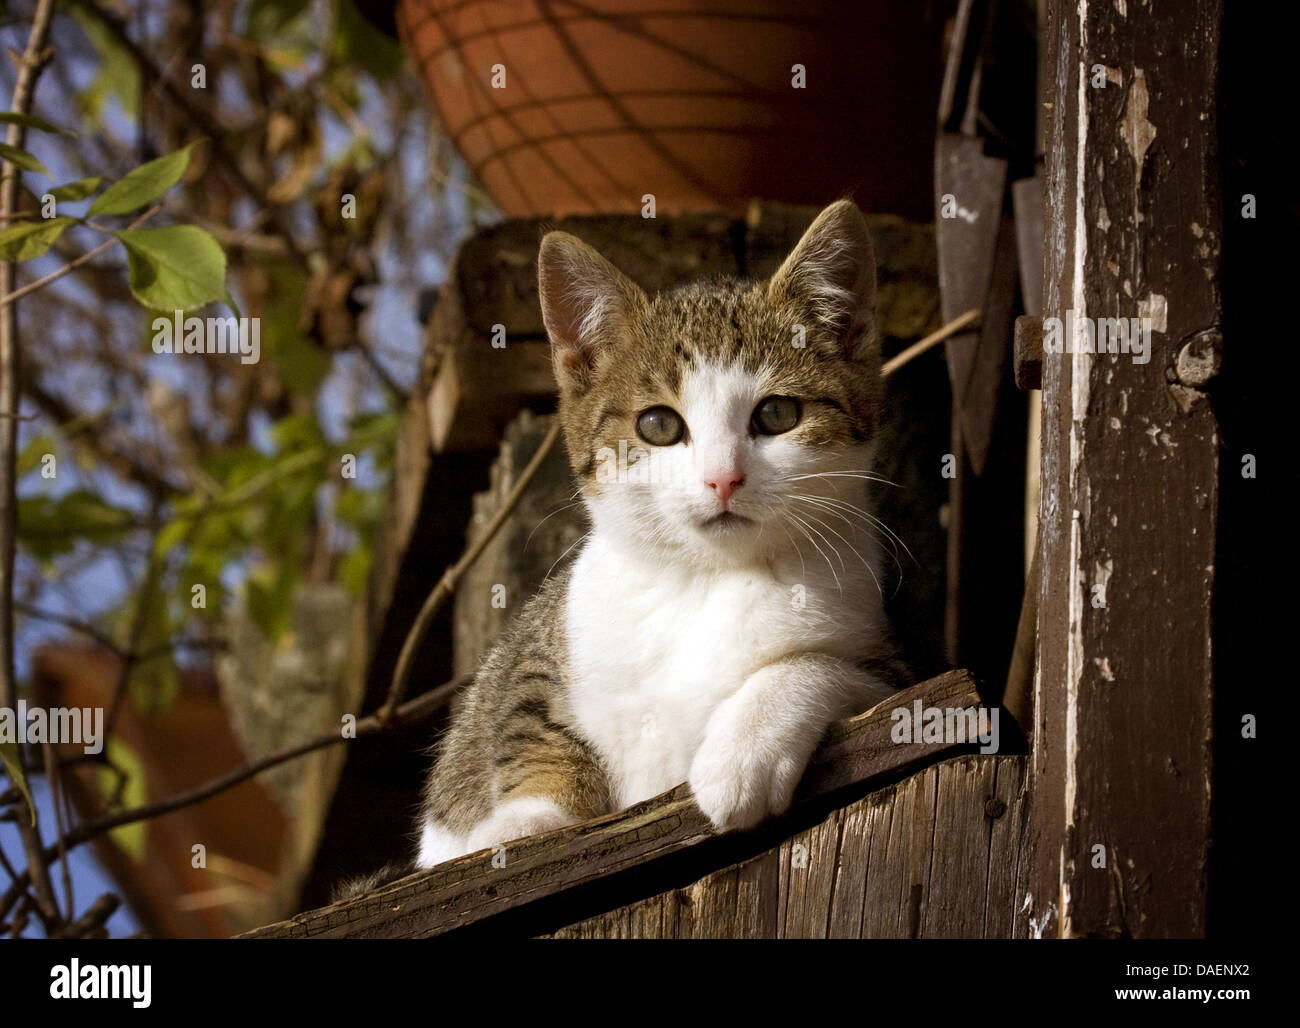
[1121,69,1157,183]
[1065,37,1092,874]
[1138,293,1168,333]
[1095,657,1115,681]
[1093,558,1113,607]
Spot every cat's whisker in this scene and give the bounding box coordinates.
[795,511,848,578]
[545,530,592,581]
[776,518,807,581]
[794,495,908,574]
[525,500,588,551]
[791,492,916,568]
[794,507,885,600]
[791,495,899,574]
[786,512,843,595]
[783,470,900,488]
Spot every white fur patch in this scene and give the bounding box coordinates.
[415,820,468,870]
[566,359,892,814]
[465,795,572,853]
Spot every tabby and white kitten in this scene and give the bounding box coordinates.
[415,200,902,870]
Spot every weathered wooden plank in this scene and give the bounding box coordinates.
[246,670,984,937]
[825,798,873,938]
[734,849,780,939]
[923,758,1000,938]
[1029,0,1220,938]
[776,808,842,939]
[547,755,1030,939]
[858,780,904,938]
[625,888,663,940]
[899,764,939,938]
[982,756,1032,939]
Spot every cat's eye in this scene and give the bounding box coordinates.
[636,406,686,446]
[751,395,801,436]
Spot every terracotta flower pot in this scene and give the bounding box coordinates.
[396,0,950,219]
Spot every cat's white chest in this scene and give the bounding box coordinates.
[565,539,807,807]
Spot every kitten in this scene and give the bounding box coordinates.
[338,200,906,898]
[409,200,904,871]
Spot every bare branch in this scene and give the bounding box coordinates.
[0,674,472,913]
[1,0,64,932]
[379,419,562,721]
[0,204,161,308]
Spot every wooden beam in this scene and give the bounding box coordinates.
[245,669,989,938]
[1029,0,1221,937]
[547,754,1031,939]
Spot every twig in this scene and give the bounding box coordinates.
[0,839,19,884]
[0,204,161,308]
[22,378,182,497]
[379,418,562,722]
[106,501,167,736]
[49,892,118,939]
[14,601,123,655]
[0,0,62,932]
[880,308,982,379]
[0,673,472,912]
[68,0,312,272]
[42,741,73,920]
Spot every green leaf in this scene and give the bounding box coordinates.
[0,142,50,176]
[332,0,403,81]
[247,563,296,643]
[16,433,55,476]
[0,741,36,826]
[339,546,371,597]
[96,738,148,860]
[47,176,101,202]
[269,412,325,454]
[0,112,73,135]
[260,263,327,394]
[88,141,198,217]
[129,654,180,718]
[246,0,312,38]
[154,515,191,558]
[69,5,139,122]
[115,225,229,311]
[17,489,137,559]
[0,216,73,261]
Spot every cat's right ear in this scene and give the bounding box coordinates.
[538,232,645,394]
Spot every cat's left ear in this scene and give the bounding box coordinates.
[767,199,877,362]
[538,231,646,395]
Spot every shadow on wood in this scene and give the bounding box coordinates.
[245,669,1026,938]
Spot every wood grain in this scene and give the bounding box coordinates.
[1029,0,1220,939]
[547,754,1030,939]
[245,669,987,938]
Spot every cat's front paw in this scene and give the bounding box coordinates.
[465,795,572,853]
[688,701,815,833]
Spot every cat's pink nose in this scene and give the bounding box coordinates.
[704,472,745,505]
